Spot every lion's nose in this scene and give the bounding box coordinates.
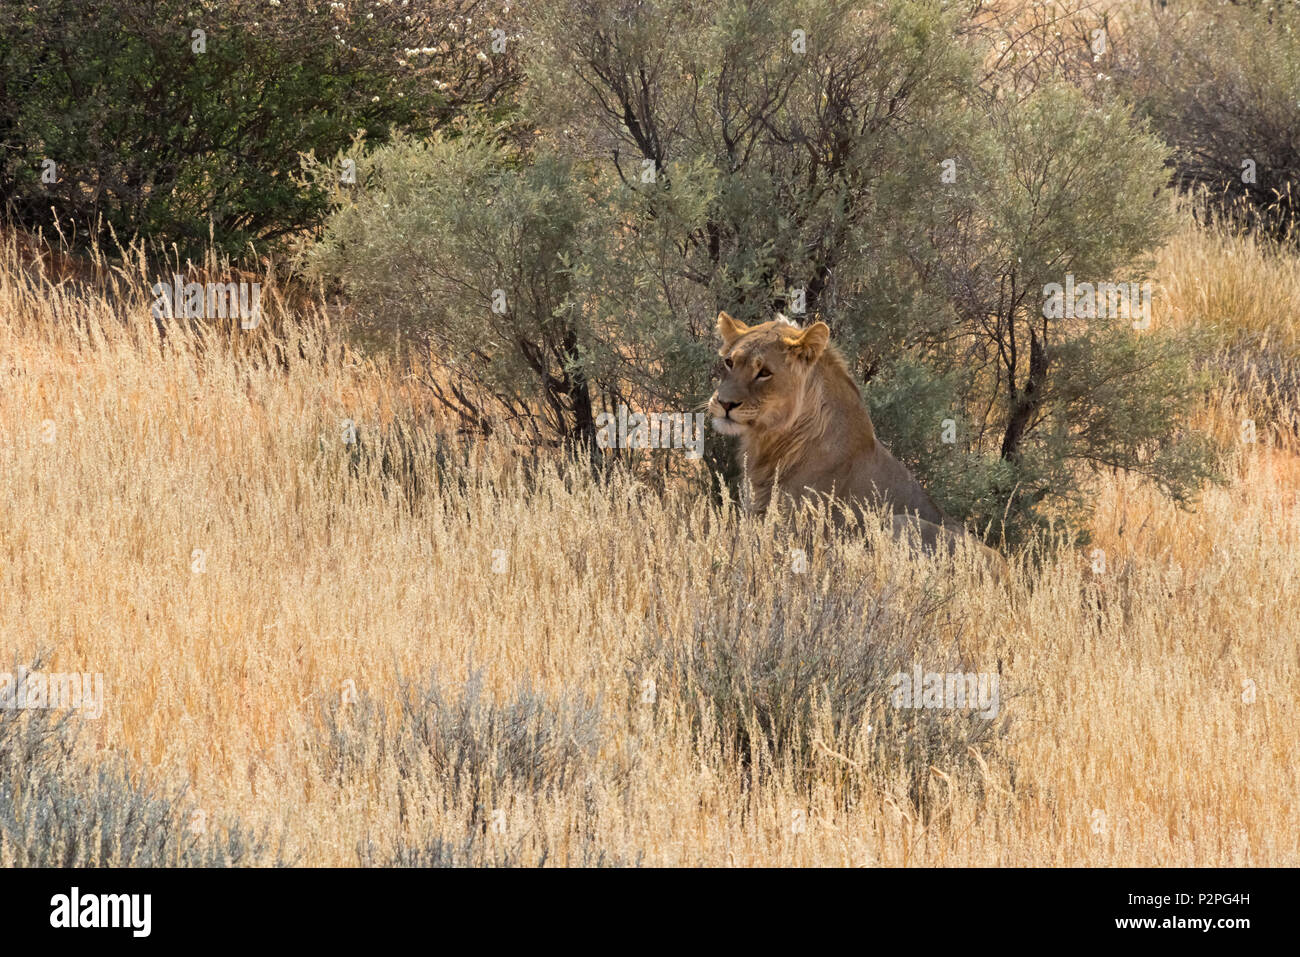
[720,400,741,413]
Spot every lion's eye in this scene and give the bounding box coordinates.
[755,368,772,381]
[723,357,733,369]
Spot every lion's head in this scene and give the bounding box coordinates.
[707,311,831,437]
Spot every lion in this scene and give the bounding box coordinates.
[708,310,1008,579]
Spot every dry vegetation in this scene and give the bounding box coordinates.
[2,207,1298,866]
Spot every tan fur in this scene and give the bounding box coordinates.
[709,311,1008,579]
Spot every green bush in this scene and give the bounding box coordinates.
[0,0,519,259]
[305,136,624,452]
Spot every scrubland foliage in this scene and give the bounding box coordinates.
[1116,0,1300,238]
[0,0,520,257]
[308,0,1221,541]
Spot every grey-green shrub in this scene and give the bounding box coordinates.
[0,701,276,867]
[359,830,642,868]
[317,670,602,823]
[309,0,1223,544]
[1116,1,1300,238]
[636,536,1010,813]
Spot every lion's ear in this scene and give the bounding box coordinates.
[782,321,830,362]
[717,311,749,348]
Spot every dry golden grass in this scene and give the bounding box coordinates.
[2,214,1297,867]
[1155,209,1300,350]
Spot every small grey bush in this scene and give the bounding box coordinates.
[358,830,641,868]
[638,548,1009,813]
[0,695,277,867]
[318,670,602,822]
